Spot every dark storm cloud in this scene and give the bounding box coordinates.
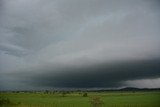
[0,0,160,90]
[13,58,160,88]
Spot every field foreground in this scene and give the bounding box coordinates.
[0,91,160,107]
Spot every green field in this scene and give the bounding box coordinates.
[0,91,160,107]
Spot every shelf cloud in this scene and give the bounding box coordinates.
[0,0,160,90]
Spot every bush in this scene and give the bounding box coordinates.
[44,90,49,94]
[83,93,88,97]
[61,91,67,97]
[90,96,104,107]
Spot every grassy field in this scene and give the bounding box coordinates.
[0,91,160,107]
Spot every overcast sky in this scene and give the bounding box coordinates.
[0,0,160,90]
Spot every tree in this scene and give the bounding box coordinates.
[45,90,49,94]
[61,91,67,97]
[83,92,88,97]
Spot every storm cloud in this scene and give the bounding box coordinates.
[0,0,160,90]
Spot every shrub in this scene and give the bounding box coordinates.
[83,92,88,97]
[44,90,49,94]
[61,91,67,97]
[90,96,104,107]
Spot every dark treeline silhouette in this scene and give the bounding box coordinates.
[0,87,160,93]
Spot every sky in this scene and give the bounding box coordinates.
[0,0,160,90]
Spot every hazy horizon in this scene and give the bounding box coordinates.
[0,0,160,90]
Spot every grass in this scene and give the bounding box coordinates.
[0,91,160,107]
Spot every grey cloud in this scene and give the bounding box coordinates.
[0,0,160,90]
[9,59,160,89]
[0,43,27,56]
[124,78,160,88]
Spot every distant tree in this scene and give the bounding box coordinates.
[61,91,67,97]
[79,92,82,95]
[45,90,49,94]
[83,92,88,97]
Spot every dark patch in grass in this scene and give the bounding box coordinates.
[0,97,20,106]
